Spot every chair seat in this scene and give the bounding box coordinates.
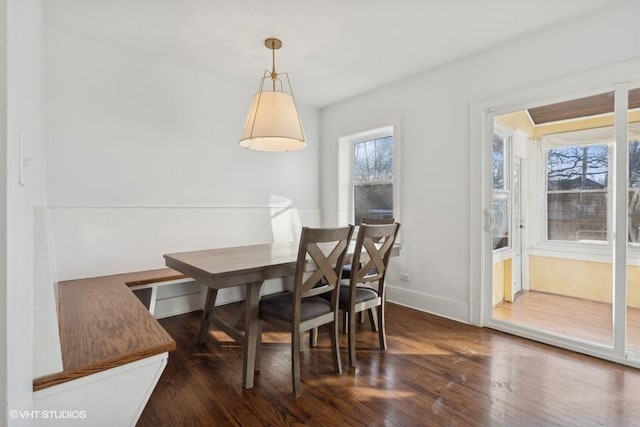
[260,292,332,323]
[338,285,379,308]
[341,265,352,279]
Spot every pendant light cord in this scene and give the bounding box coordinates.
[270,41,277,91]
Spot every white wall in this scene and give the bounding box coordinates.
[320,0,640,322]
[42,28,322,345]
[0,0,7,420]
[45,30,320,211]
[2,0,45,424]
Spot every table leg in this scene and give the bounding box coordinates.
[199,287,219,344]
[243,281,263,389]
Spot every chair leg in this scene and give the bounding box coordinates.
[368,307,379,332]
[292,327,302,397]
[332,318,343,375]
[348,309,357,368]
[310,327,318,348]
[377,304,387,350]
[342,311,348,334]
[359,311,365,324]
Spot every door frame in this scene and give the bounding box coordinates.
[469,58,640,367]
[510,156,524,300]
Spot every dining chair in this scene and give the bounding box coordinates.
[308,218,397,347]
[257,225,354,397]
[341,217,396,330]
[359,217,396,225]
[340,222,400,368]
[341,217,394,281]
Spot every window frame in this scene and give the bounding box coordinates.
[338,119,401,236]
[532,123,640,260]
[492,124,512,255]
[542,139,613,245]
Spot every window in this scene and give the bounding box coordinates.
[541,123,640,245]
[352,136,394,223]
[546,144,609,242]
[493,129,510,250]
[338,122,400,228]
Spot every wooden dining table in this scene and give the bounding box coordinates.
[163,239,399,389]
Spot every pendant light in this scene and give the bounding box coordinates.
[239,38,307,152]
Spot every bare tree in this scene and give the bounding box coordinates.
[547,145,608,190]
[354,137,393,182]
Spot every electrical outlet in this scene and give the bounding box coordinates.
[18,133,25,186]
[400,273,410,281]
[18,132,32,187]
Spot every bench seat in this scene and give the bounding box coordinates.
[33,268,184,391]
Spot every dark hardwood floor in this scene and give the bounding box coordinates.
[138,303,640,426]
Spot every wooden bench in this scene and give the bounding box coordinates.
[33,268,186,391]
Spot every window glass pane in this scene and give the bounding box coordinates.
[493,134,505,190]
[493,192,509,250]
[629,140,640,243]
[352,135,393,223]
[627,87,640,354]
[547,145,608,191]
[629,190,640,243]
[547,192,607,241]
[354,136,393,183]
[354,183,393,223]
[629,140,640,188]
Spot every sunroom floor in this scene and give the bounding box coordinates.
[493,290,640,352]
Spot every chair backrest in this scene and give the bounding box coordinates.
[350,223,400,287]
[360,217,395,225]
[293,226,354,301]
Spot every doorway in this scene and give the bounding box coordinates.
[480,84,640,367]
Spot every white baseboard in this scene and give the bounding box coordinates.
[386,283,469,323]
[154,292,204,319]
[150,281,469,323]
[153,279,287,319]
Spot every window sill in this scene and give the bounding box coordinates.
[529,241,640,264]
[492,247,513,262]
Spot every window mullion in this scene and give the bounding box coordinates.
[613,84,629,357]
[607,143,614,244]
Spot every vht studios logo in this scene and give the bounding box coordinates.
[9,410,87,420]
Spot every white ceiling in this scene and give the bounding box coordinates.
[44,0,623,108]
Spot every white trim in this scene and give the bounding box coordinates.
[469,99,493,326]
[387,284,469,323]
[613,83,629,358]
[485,318,640,370]
[128,278,196,315]
[529,241,640,265]
[492,247,512,262]
[343,125,393,145]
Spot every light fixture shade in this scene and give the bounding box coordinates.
[239,91,307,152]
